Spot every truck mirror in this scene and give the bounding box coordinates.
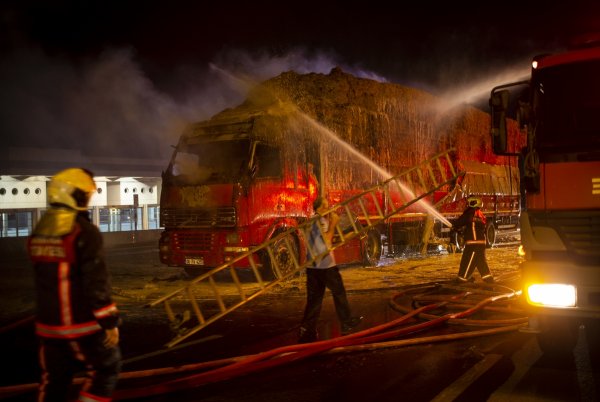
[490,90,510,154]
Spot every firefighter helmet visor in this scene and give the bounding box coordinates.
[48,168,96,211]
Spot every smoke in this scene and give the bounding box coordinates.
[178,47,388,121]
[0,46,386,161]
[210,47,387,83]
[0,47,183,159]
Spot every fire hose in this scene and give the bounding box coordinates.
[115,281,525,399]
[0,281,527,400]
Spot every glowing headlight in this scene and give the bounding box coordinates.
[527,284,576,308]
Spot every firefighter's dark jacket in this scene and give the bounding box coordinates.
[28,206,120,339]
[453,207,487,244]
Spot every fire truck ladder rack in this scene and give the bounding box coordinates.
[149,148,462,348]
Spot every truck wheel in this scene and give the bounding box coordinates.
[485,222,497,248]
[363,230,382,267]
[536,316,579,358]
[260,233,299,280]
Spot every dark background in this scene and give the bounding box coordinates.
[1,0,599,159]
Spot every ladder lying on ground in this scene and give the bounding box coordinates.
[149,148,462,348]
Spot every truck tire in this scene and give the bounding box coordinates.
[362,229,382,267]
[485,222,497,248]
[260,233,299,280]
[536,316,579,358]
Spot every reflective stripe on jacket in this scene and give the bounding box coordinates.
[28,211,119,340]
[453,207,487,245]
[35,321,102,339]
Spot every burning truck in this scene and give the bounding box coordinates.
[158,68,523,277]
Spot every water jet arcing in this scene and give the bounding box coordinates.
[209,63,258,93]
[289,108,453,228]
[435,64,530,115]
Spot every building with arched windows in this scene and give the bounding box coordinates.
[0,147,166,239]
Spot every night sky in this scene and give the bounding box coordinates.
[1,0,599,159]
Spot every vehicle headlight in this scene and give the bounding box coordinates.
[526,284,576,308]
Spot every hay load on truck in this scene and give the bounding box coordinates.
[381,105,524,255]
[158,67,520,278]
[489,35,600,356]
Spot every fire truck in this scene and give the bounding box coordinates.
[158,108,383,278]
[489,36,600,356]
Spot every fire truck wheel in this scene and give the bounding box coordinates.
[260,234,299,280]
[536,316,579,358]
[362,230,382,267]
[485,222,497,248]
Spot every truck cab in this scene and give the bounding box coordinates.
[159,115,382,278]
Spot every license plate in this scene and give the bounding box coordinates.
[185,257,204,265]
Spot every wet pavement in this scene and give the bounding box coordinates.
[10,240,597,402]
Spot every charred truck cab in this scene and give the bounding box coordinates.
[490,38,600,356]
[159,113,382,278]
[159,118,314,278]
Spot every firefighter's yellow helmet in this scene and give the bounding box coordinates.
[467,196,482,208]
[48,168,96,211]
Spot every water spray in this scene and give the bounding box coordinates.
[434,64,530,115]
[293,110,453,228]
[209,63,258,93]
[211,65,456,227]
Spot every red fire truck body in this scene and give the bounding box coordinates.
[490,39,600,355]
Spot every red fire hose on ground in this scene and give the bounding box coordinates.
[0,278,526,400]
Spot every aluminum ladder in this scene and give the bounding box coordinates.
[149,148,461,347]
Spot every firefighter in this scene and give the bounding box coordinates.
[452,195,495,284]
[298,196,362,343]
[28,168,121,402]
